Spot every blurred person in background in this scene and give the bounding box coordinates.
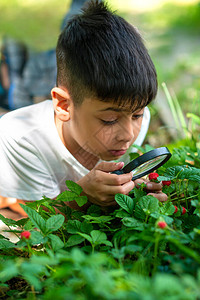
[0,0,88,113]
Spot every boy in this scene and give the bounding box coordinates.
[0,1,166,217]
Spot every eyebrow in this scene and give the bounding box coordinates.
[98,107,129,112]
[98,107,144,113]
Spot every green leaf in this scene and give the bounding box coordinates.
[134,204,146,220]
[16,218,29,227]
[23,273,42,291]
[101,240,113,247]
[125,244,143,253]
[82,215,114,224]
[66,220,82,234]
[144,144,155,152]
[20,204,46,234]
[21,262,45,290]
[129,152,140,160]
[48,234,64,251]
[56,191,87,207]
[42,201,56,214]
[91,230,107,244]
[29,231,47,245]
[115,210,131,218]
[134,195,159,220]
[80,221,93,234]
[46,214,65,233]
[150,212,160,219]
[75,195,88,207]
[86,205,102,216]
[187,113,200,125]
[25,198,51,210]
[0,261,18,281]
[0,234,9,240]
[77,232,93,244]
[164,165,200,182]
[65,235,85,247]
[56,190,80,201]
[161,202,176,215]
[0,239,16,249]
[157,176,171,181]
[90,230,112,247]
[65,180,83,195]
[0,214,18,227]
[162,215,174,225]
[132,187,147,200]
[115,194,134,214]
[122,217,144,229]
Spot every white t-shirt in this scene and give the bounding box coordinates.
[0,100,150,200]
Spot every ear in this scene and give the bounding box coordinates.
[51,87,72,122]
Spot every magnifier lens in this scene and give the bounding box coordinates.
[131,155,168,176]
[117,147,172,180]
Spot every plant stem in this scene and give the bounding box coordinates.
[145,215,149,224]
[31,285,36,300]
[60,229,66,244]
[175,181,179,200]
[184,180,189,209]
[92,244,95,254]
[46,264,56,273]
[171,194,198,202]
[153,233,160,275]
[27,242,34,256]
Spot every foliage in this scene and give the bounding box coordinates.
[0,143,200,299]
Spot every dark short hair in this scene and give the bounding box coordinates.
[56,0,157,110]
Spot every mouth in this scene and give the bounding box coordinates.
[109,149,127,156]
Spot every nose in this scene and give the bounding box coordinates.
[115,119,135,143]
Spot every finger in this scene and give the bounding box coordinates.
[98,171,134,186]
[104,180,135,195]
[95,161,124,173]
[146,182,163,191]
[134,178,148,187]
[134,178,148,185]
[147,192,168,202]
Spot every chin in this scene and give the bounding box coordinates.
[99,153,122,161]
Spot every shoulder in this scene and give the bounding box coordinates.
[0,100,53,141]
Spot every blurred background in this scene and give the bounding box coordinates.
[0,0,199,148]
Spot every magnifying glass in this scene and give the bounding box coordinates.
[113,147,171,180]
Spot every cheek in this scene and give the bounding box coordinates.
[134,119,143,133]
[94,125,115,147]
[135,124,141,136]
[73,117,101,147]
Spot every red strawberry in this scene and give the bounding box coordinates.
[162,180,171,186]
[157,221,167,229]
[182,207,187,215]
[174,205,178,213]
[148,172,159,181]
[21,231,31,239]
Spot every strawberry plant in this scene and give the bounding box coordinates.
[0,144,200,299]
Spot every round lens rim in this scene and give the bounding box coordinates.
[122,147,171,180]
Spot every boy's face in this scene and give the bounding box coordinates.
[65,97,144,162]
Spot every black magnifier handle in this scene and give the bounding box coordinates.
[112,169,124,175]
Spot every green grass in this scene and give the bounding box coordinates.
[0,0,199,51]
[0,0,71,50]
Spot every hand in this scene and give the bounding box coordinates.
[77,161,135,207]
[134,178,167,202]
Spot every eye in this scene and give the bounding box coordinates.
[100,119,117,125]
[132,113,144,120]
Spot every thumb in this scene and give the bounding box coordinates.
[95,161,124,173]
